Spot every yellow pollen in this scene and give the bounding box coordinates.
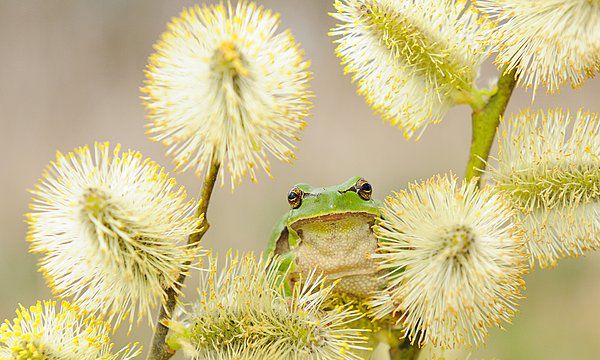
[442,225,474,258]
[9,340,47,360]
[214,41,249,77]
[79,187,114,223]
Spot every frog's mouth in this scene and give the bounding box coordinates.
[290,212,376,228]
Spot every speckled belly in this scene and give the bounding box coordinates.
[290,213,385,298]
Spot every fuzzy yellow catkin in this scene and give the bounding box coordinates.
[0,300,140,360]
[166,253,370,360]
[27,142,200,327]
[142,1,313,189]
[490,108,600,268]
[370,174,527,349]
[477,0,600,94]
[330,0,493,139]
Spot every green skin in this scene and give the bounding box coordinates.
[267,176,385,298]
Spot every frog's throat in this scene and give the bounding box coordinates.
[283,212,377,250]
[287,212,382,298]
[323,268,377,279]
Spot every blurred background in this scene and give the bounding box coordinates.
[0,1,598,359]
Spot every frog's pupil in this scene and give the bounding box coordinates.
[361,183,372,192]
[288,192,297,200]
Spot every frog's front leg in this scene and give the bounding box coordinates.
[285,224,301,248]
[276,251,296,296]
[273,225,301,294]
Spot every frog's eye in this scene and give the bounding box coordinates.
[355,179,372,200]
[287,187,303,209]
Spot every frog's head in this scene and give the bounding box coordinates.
[285,176,380,223]
[268,176,381,256]
[267,176,384,298]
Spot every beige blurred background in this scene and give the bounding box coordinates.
[0,1,598,358]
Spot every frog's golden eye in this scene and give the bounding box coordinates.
[287,187,303,209]
[356,179,372,200]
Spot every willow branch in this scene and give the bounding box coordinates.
[465,67,517,184]
[146,157,221,360]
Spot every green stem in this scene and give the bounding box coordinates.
[146,158,221,360]
[465,68,517,184]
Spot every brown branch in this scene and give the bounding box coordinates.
[146,158,220,360]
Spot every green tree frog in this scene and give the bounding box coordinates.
[266,176,385,298]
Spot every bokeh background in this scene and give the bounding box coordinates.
[0,1,598,359]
